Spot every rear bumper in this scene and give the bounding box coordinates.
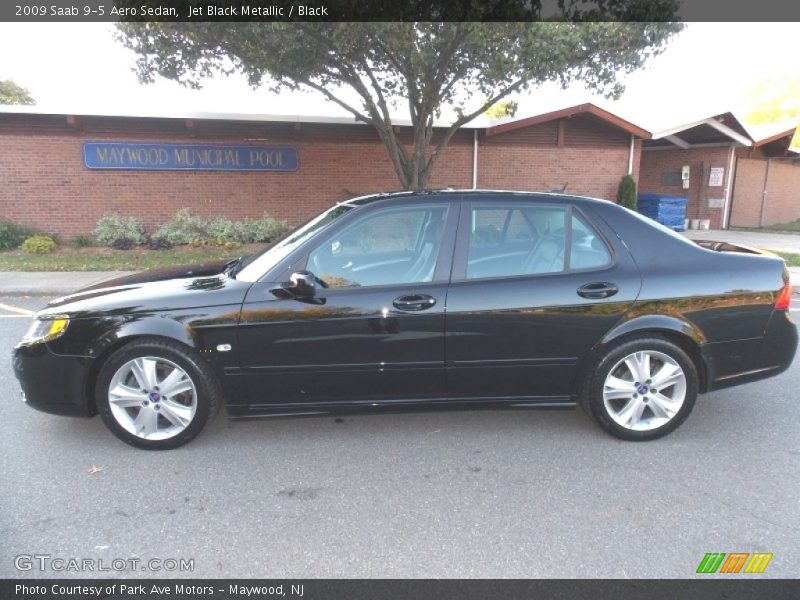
[12,343,94,417]
[703,309,798,392]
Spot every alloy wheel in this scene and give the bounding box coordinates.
[107,356,197,440]
[602,350,687,432]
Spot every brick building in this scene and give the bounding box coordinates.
[639,114,799,229]
[0,104,646,239]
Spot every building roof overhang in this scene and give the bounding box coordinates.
[646,112,753,149]
[484,103,650,139]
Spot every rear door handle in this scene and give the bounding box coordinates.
[577,282,619,299]
[393,294,437,312]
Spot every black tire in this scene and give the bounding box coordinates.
[95,338,222,450]
[581,336,698,441]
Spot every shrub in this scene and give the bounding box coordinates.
[70,234,94,248]
[207,217,250,243]
[148,237,174,251]
[21,235,57,254]
[0,220,39,249]
[248,213,290,243]
[94,214,147,247]
[153,209,209,245]
[110,237,136,251]
[617,174,637,211]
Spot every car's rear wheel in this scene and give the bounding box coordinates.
[96,339,221,450]
[583,337,698,441]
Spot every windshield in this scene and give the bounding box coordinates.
[235,202,357,281]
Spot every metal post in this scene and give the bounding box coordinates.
[472,129,478,190]
[758,159,771,228]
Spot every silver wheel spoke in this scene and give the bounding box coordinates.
[160,400,193,428]
[650,363,683,390]
[649,392,680,418]
[616,398,646,427]
[159,369,193,398]
[132,407,159,438]
[604,375,636,400]
[130,357,158,390]
[109,383,147,408]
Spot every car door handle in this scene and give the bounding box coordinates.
[577,282,619,299]
[393,294,437,312]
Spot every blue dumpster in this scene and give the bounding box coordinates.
[636,193,688,231]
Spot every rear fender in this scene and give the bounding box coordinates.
[598,314,706,348]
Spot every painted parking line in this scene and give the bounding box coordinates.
[0,302,35,316]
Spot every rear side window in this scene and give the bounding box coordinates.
[570,212,612,270]
[466,205,567,279]
[463,204,610,280]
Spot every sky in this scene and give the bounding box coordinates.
[0,22,798,139]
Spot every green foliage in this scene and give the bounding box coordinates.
[0,79,35,105]
[153,208,209,245]
[617,175,637,211]
[0,220,39,249]
[21,235,56,254]
[93,214,147,247]
[206,217,249,244]
[70,234,94,248]
[241,214,290,243]
[117,16,683,190]
[153,209,290,246]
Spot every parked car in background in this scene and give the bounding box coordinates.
[13,191,797,449]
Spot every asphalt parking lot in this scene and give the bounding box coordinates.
[1,295,798,579]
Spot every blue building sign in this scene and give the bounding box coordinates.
[83,142,298,172]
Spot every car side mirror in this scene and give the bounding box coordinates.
[270,270,317,299]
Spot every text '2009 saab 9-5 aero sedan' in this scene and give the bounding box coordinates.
[13,191,797,449]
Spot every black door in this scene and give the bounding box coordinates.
[445,200,641,402]
[237,200,458,410]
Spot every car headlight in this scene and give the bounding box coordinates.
[21,315,70,344]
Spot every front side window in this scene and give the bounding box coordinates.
[307,205,448,288]
[467,205,567,279]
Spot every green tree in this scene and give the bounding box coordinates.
[0,79,35,105]
[617,174,637,210]
[117,8,682,190]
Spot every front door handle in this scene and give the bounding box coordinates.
[577,282,619,299]
[393,294,437,312]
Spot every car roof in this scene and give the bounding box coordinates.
[342,189,610,207]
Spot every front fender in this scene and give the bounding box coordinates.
[47,314,197,359]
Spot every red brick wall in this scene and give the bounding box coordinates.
[1,115,638,238]
[639,146,735,229]
[477,114,638,200]
[478,144,637,200]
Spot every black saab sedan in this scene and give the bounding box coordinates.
[13,191,797,449]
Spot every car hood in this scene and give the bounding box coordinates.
[79,259,235,291]
[40,259,253,318]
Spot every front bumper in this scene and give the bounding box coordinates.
[12,343,95,417]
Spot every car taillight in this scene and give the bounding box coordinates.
[774,280,792,310]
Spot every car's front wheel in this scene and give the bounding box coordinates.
[95,339,221,450]
[583,337,698,441]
